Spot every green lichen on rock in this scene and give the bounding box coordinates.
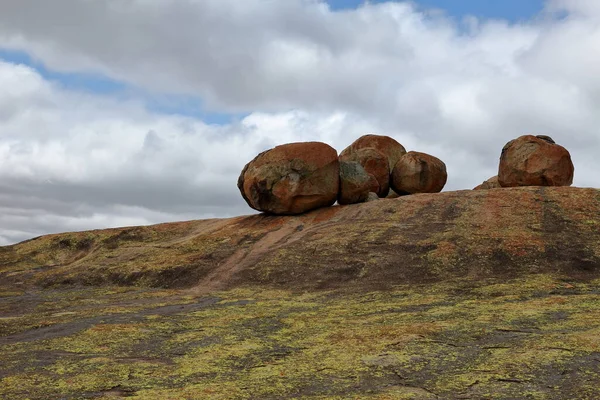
[2,274,600,399]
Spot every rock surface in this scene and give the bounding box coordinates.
[390,151,447,195]
[474,176,501,190]
[340,134,406,173]
[3,187,598,292]
[338,161,379,205]
[536,134,556,144]
[339,147,390,197]
[238,142,339,215]
[365,192,380,202]
[2,187,600,400]
[498,135,574,187]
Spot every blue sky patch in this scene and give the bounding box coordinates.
[327,0,545,21]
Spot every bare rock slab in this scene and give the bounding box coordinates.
[474,176,501,190]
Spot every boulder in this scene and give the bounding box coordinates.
[338,161,379,205]
[340,147,390,197]
[365,192,380,202]
[498,135,574,187]
[474,176,501,190]
[340,134,406,173]
[391,151,447,195]
[536,135,556,144]
[238,142,340,215]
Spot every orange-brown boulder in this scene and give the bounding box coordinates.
[238,142,339,215]
[340,148,390,197]
[498,135,574,187]
[474,176,501,190]
[340,134,406,173]
[391,151,447,195]
[338,161,380,205]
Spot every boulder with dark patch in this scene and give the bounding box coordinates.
[338,161,379,205]
[340,147,390,197]
[391,151,447,195]
[340,134,406,173]
[474,176,501,190]
[536,135,556,144]
[498,135,574,187]
[238,142,340,215]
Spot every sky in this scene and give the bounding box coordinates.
[0,0,599,245]
[328,0,545,21]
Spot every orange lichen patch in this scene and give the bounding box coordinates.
[547,187,600,251]
[501,238,545,257]
[426,241,459,266]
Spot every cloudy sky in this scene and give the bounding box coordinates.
[0,0,599,245]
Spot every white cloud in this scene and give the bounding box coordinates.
[0,61,383,243]
[0,0,599,243]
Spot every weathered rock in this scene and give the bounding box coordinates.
[340,134,406,173]
[7,187,600,292]
[5,187,600,400]
[391,151,447,195]
[474,176,501,190]
[365,192,380,202]
[536,135,556,144]
[340,148,390,197]
[238,142,339,215]
[498,135,574,187]
[338,161,379,205]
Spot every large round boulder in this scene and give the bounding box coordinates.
[340,134,406,173]
[339,147,390,197]
[391,151,447,195]
[238,142,340,215]
[338,161,379,205]
[474,176,501,190]
[498,135,574,187]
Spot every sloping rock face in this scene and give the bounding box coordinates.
[391,151,447,195]
[499,135,574,187]
[2,187,599,292]
[340,134,406,173]
[474,176,500,190]
[339,147,390,197]
[238,142,339,215]
[338,161,379,205]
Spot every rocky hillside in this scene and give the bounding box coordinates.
[2,186,599,292]
[3,186,600,399]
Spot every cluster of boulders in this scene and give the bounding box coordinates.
[238,134,447,215]
[474,135,574,190]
